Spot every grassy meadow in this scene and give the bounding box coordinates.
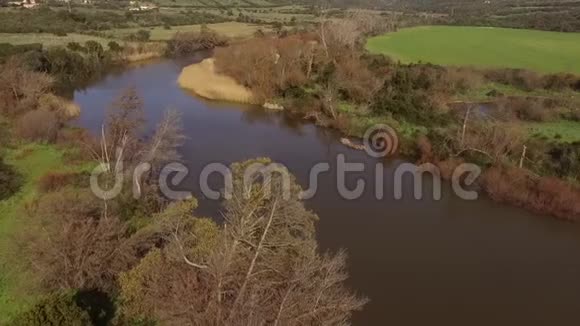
[106,22,267,41]
[0,143,95,322]
[0,33,112,47]
[366,26,580,74]
[0,144,67,322]
[527,120,580,143]
[0,22,265,49]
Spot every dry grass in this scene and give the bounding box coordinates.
[178,58,255,104]
[120,42,168,62]
[38,94,81,119]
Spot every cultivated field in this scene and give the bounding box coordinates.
[107,22,267,41]
[366,26,580,74]
[155,0,276,7]
[0,33,111,47]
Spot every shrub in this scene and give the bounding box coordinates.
[484,69,543,91]
[0,157,22,201]
[15,109,60,143]
[10,291,92,326]
[0,43,43,61]
[167,29,228,56]
[0,59,53,116]
[107,40,123,53]
[542,73,578,91]
[482,165,580,220]
[38,93,81,119]
[85,40,105,57]
[66,42,85,52]
[38,171,88,193]
[128,29,151,42]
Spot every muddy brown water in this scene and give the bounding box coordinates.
[74,56,580,326]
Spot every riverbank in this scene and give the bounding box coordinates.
[176,49,580,221]
[69,58,580,326]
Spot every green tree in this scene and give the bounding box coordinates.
[11,292,92,326]
[0,157,22,201]
[107,41,123,53]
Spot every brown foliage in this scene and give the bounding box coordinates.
[482,165,580,220]
[334,52,381,102]
[15,109,60,143]
[436,158,465,181]
[484,68,543,91]
[493,97,554,122]
[214,35,317,100]
[416,135,434,164]
[38,171,87,193]
[167,29,228,56]
[21,188,156,293]
[37,93,81,119]
[460,121,525,162]
[0,58,53,116]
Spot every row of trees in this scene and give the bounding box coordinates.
[0,6,226,34]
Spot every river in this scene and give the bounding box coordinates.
[73,56,580,325]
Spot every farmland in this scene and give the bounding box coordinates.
[107,22,268,40]
[0,33,111,47]
[367,26,580,74]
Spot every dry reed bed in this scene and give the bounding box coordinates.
[177,58,255,104]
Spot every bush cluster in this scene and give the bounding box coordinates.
[0,156,22,201]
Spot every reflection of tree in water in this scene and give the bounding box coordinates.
[314,127,340,156]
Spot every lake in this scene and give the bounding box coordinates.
[74,56,580,325]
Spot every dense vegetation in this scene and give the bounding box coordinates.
[213,12,580,219]
[0,156,22,201]
[0,54,365,323]
[0,7,225,34]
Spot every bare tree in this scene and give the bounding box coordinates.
[119,159,367,325]
[20,189,147,293]
[0,58,53,116]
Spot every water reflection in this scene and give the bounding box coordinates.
[74,59,580,326]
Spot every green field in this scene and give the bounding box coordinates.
[527,120,580,143]
[0,22,265,48]
[108,22,266,41]
[0,33,112,47]
[366,26,580,74]
[154,0,276,7]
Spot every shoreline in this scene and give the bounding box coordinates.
[174,56,579,221]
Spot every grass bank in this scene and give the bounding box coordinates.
[0,143,92,323]
[527,120,580,143]
[366,26,580,74]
